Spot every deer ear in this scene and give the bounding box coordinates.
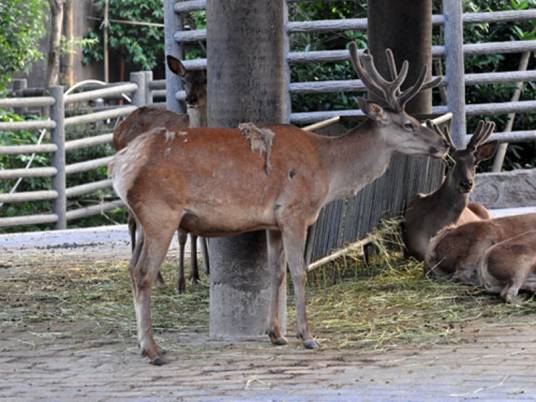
[357,98,388,123]
[475,141,498,162]
[167,55,187,77]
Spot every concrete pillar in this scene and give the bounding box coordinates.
[207,0,289,338]
[367,0,444,209]
[368,0,433,114]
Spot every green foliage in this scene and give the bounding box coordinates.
[83,0,165,71]
[0,0,47,93]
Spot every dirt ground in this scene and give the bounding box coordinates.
[2,243,536,401]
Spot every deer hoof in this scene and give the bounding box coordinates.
[176,280,186,294]
[267,330,288,346]
[149,355,168,366]
[303,339,320,350]
[272,335,288,346]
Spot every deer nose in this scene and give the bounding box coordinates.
[185,95,198,104]
[460,179,473,190]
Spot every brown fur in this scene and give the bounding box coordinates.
[479,230,536,302]
[403,121,497,261]
[113,107,189,151]
[238,122,274,174]
[110,44,448,365]
[426,213,536,285]
[112,55,208,294]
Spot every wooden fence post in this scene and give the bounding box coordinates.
[50,86,66,230]
[130,72,146,107]
[443,0,466,147]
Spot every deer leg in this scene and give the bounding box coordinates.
[128,213,136,252]
[130,213,180,365]
[177,229,188,294]
[282,224,318,350]
[190,234,200,284]
[201,237,210,275]
[130,213,165,287]
[502,268,530,303]
[266,229,288,346]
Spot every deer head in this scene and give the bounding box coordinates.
[167,55,207,110]
[432,120,497,193]
[349,42,448,158]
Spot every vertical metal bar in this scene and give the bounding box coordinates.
[144,71,153,105]
[491,50,531,172]
[103,0,109,82]
[164,0,184,113]
[50,86,66,230]
[443,0,466,148]
[130,72,146,107]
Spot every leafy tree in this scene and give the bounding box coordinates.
[83,0,165,72]
[0,0,47,93]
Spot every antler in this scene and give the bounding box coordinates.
[467,120,496,150]
[429,121,454,149]
[348,42,443,112]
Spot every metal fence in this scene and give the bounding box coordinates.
[1,1,535,262]
[169,1,536,144]
[0,73,171,229]
[165,0,536,261]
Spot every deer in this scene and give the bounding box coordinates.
[108,42,448,365]
[425,213,536,286]
[402,120,498,261]
[477,231,536,303]
[112,55,209,294]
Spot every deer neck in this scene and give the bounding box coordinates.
[187,104,208,128]
[427,176,469,226]
[321,120,394,204]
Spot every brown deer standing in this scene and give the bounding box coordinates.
[112,55,209,293]
[478,230,536,302]
[109,43,448,365]
[402,121,497,261]
[425,213,536,285]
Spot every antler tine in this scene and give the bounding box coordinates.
[360,47,408,110]
[385,49,398,82]
[348,42,386,102]
[421,76,443,92]
[399,64,428,108]
[385,49,409,97]
[478,121,496,146]
[430,121,454,148]
[467,120,487,149]
[366,49,409,110]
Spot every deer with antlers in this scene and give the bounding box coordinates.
[109,42,448,365]
[402,121,498,261]
[113,55,209,294]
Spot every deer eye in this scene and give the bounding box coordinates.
[403,122,414,132]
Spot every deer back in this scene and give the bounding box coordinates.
[111,125,331,233]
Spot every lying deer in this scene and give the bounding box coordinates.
[403,121,497,261]
[109,42,448,365]
[426,213,536,285]
[112,55,209,293]
[478,230,536,302]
